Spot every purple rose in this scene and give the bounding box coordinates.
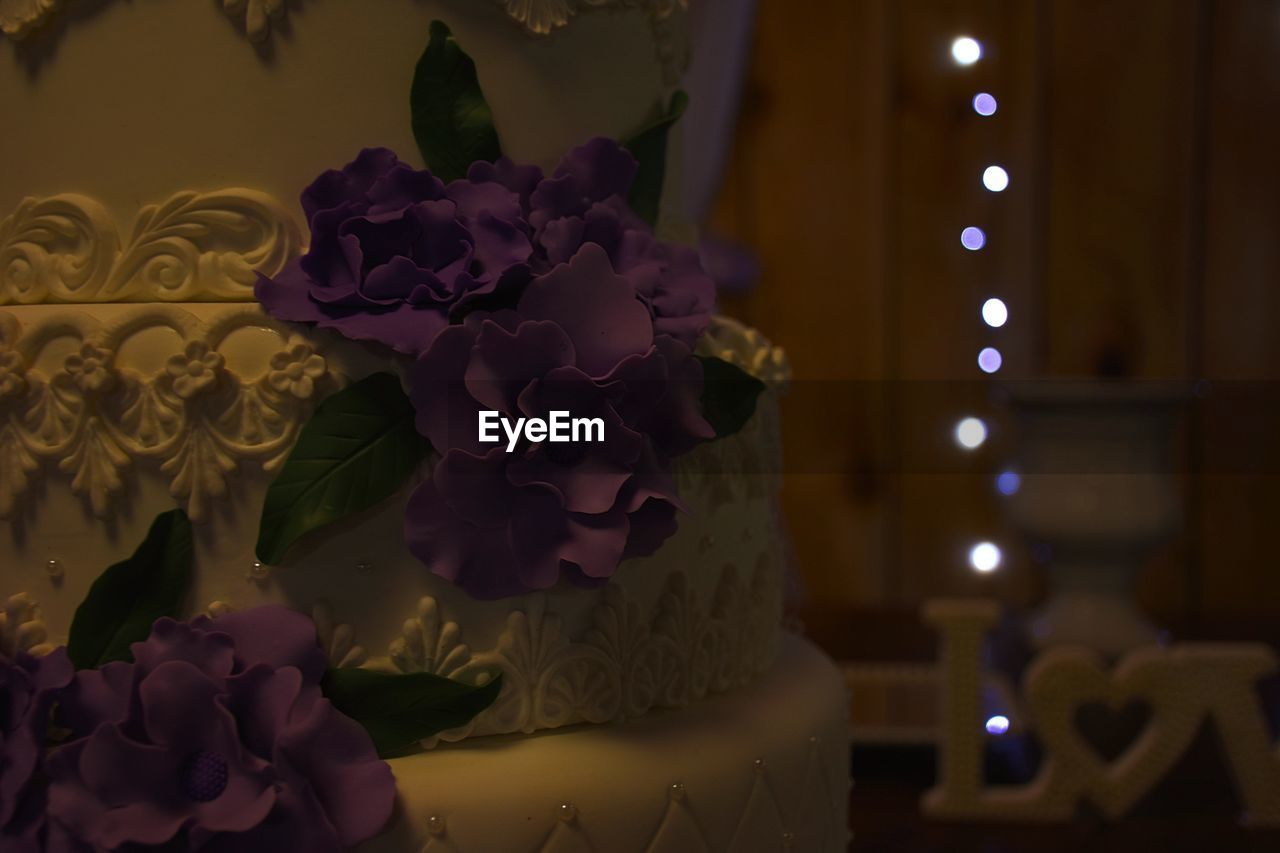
[1,649,73,853]
[256,148,535,355]
[406,244,711,598]
[46,607,393,852]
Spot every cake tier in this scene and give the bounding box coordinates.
[0,303,789,741]
[361,635,850,853]
[0,0,686,263]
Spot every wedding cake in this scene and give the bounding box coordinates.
[0,2,849,850]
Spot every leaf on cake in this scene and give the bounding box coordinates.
[66,509,194,669]
[696,355,766,440]
[321,667,503,757]
[622,90,689,227]
[255,372,430,565]
[411,20,503,183]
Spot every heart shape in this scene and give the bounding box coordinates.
[1025,646,1205,818]
[1073,699,1153,763]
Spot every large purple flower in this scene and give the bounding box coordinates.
[256,148,535,355]
[45,607,394,852]
[258,139,715,360]
[407,244,712,598]
[1,649,73,853]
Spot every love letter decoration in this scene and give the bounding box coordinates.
[921,599,1280,826]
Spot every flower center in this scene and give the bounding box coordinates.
[180,751,229,802]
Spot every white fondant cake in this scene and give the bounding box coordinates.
[1,2,849,851]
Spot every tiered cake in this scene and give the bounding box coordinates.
[0,2,849,851]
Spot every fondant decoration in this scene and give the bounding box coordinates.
[312,599,368,668]
[220,0,286,44]
[0,306,340,521]
[924,599,1280,826]
[391,558,783,743]
[498,0,684,38]
[390,595,473,679]
[621,89,688,226]
[0,591,55,656]
[698,315,791,387]
[0,191,300,304]
[412,21,504,182]
[47,605,397,850]
[403,243,711,598]
[318,664,504,756]
[255,373,429,565]
[0,0,62,39]
[64,509,192,670]
[0,645,72,851]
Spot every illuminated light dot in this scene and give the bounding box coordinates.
[973,92,998,116]
[951,36,982,66]
[954,417,988,450]
[996,470,1022,496]
[982,298,1009,328]
[961,227,986,251]
[982,165,1010,193]
[985,714,1011,736]
[978,347,1003,374]
[970,541,1003,573]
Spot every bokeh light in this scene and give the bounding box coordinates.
[981,297,1008,328]
[985,715,1011,735]
[973,93,998,116]
[969,541,1003,573]
[951,37,982,66]
[961,227,987,251]
[996,470,1022,496]
[955,417,988,450]
[982,165,1010,193]
[978,347,1003,374]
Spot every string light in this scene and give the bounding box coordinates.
[977,347,1003,374]
[960,226,986,251]
[973,93,998,116]
[969,541,1002,573]
[996,470,1022,496]
[982,165,1009,193]
[954,417,988,450]
[951,37,983,66]
[985,715,1011,735]
[981,298,1008,328]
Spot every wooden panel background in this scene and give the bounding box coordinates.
[712,0,1280,625]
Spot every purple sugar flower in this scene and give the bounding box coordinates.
[46,607,393,852]
[258,140,715,360]
[406,244,711,598]
[256,148,534,356]
[1,649,73,853]
[532,139,715,347]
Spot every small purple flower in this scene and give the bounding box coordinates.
[46,607,393,852]
[256,148,535,356]
[406,244,711,598]
[1,648,73,853]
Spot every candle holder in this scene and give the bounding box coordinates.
[1002,382,1186,655]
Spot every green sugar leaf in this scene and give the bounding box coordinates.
[411,19,503,182]
[255,372,430,565]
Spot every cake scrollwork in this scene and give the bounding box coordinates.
[0,306,343,520]
[393,553,783,745]
[0,190,301,305]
